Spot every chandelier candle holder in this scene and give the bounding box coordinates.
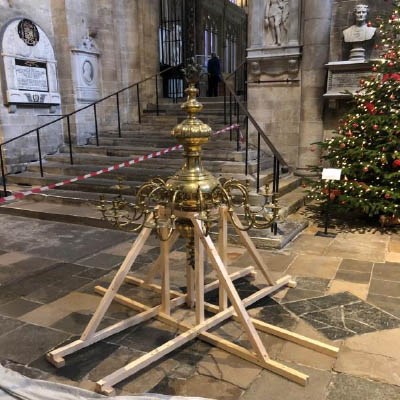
[47,83,339,395]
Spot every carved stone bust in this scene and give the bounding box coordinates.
[343,4,376,61]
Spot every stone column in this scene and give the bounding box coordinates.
[296,0,333,175]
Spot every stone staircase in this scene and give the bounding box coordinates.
[0,96,308,248]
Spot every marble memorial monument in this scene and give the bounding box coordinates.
[325,4,377,100]
[1,18,61,112]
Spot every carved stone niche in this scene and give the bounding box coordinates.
[1,18,61,113]
[71,35,100,103]
[247,0,302,67]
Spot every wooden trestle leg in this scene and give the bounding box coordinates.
[46,209,338,396]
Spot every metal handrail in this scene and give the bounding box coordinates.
[0,66,174,196]
[0,66,174,147]
[220,63,289,197]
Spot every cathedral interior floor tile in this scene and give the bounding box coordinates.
[284,292,400,340]
[0,297,42,317]
[0,323,70,365]
[327,373,400,400]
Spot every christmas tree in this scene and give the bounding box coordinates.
[308,3,400,223]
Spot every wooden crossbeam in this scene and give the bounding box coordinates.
[228,211,276,285]
[124,266,256,298]
[144,230,180,283]
[192,217,269,362]
[81,225,152,340]
[95,300,254,394]
[94,284,309,393]
[47,208,336,397]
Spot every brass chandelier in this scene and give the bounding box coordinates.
[98,83,281,240]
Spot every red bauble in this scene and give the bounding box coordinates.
[359,79,365,85]
[393,159,400,168]
[365,102,376,114]
[352,123,359,128]
[384,193,391,199]
[372,66,378,72]
[346,130,353,137]
[339,143,346,149]
[388,62,395,67]
[373,124,379,130]
[367,21,372,27]
[382,73,400,82]
[363,166,369,172]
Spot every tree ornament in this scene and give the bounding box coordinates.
[365,102,376,114]
[307,7,400,220]
[393,159,400,168]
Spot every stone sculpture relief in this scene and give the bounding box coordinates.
[343,4,376,61]
[264,0,289,46]
[71,34,100,103]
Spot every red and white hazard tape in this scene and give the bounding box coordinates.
[0,124,240,205]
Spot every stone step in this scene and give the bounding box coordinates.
[145,101,238,112]
[67,145,255,162]
[6,173,145,195]
[0,180,307,249]
[41,153,269,176]
[26,162,175,180]
[4,170,299,206]
[86,136,242,147]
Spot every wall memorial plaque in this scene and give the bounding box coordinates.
[324,61,373,99]
[71,35,100,103]
[15,59,48,92]
[1,18,60,110]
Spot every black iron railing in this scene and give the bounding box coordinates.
[0,67,174,197]
[221,62,289,198]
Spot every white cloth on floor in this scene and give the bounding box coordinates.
[0,365,214,400]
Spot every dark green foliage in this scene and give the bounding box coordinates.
[308,5,400,218]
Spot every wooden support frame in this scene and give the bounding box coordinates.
[47,208,339,396]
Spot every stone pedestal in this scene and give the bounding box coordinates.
[247,0,302,168]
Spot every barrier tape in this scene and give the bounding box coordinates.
[0,124,240,205]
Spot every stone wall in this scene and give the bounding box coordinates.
[247,0,304,170]
[0,0,159,171]
[0,0,61,171]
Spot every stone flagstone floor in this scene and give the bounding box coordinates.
[0,210,399,399]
